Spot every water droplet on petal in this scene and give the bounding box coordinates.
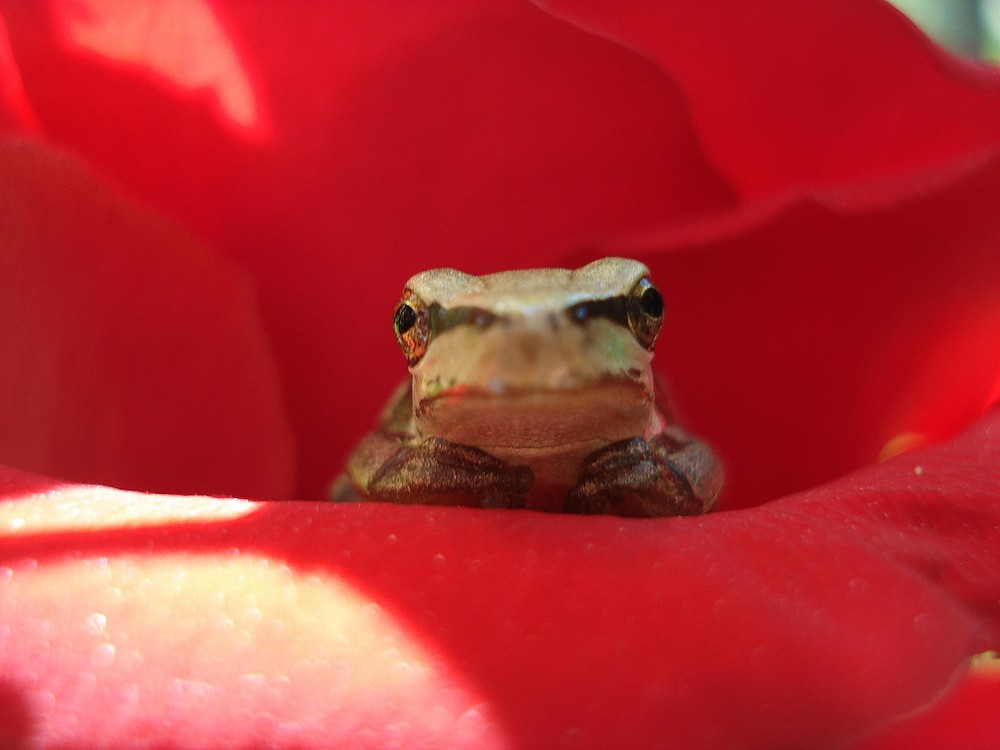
[84,612,107,635]
[91,643,116,667]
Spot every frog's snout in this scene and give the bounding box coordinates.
[513,328,544,364]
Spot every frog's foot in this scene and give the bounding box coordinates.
[329,474,359,502]
[368,436,534,505]
[480,493,526,510]
[565,436,719,517]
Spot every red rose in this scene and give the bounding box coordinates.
[1,1,999,747]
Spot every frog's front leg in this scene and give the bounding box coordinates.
[338,431,534,508]
[565,428,722,517]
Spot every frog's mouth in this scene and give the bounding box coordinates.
[414,376,656,452]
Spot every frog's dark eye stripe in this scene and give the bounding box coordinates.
[567,278,664,350]
[429,304,499,335]
[565,296,629,328]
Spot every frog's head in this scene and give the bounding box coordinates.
[391,257,665,459]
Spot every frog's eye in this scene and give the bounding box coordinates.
[627,278,664,349]
[393,291,431,365]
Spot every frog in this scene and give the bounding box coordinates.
[332,257,722,517]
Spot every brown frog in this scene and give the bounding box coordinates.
[333,258,722,516]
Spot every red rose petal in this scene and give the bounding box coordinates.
[0,13,37,133]
[850,660,1000,750]
[1,1,733,242]
[0,141,294,498]
[536,0,1000,196]
[1,405,998,748]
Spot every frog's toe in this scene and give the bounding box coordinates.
[481,493,526,510]
[563,486,610,515]
[329,474,360,502]
[480,466,532,509]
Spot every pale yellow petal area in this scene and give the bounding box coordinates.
[0,551,509,748]
[53,0,264,135]
[0,484,256,534]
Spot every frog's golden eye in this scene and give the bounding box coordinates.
[393,290,431,365]
[627,277,664,349]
